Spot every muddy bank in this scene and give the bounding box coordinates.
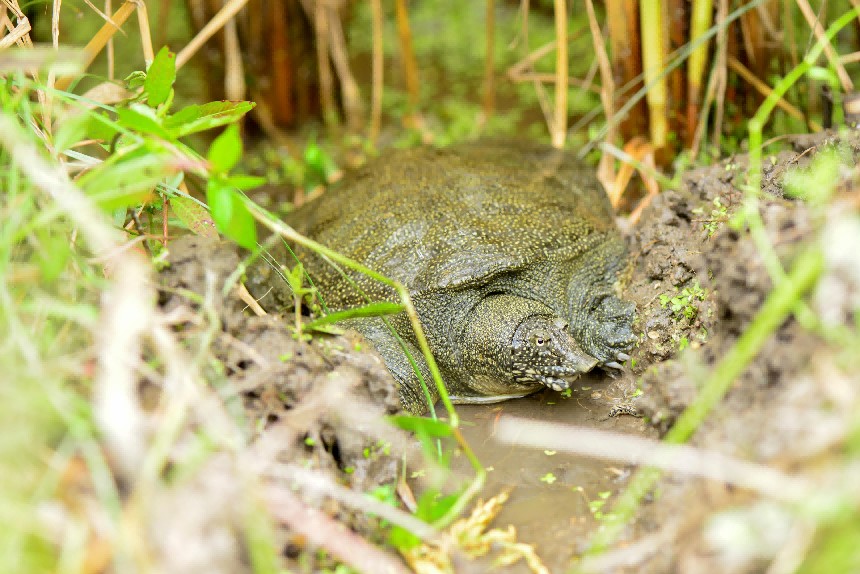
[613,130,860,573]
[159,131,859,572]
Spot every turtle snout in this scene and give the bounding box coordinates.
[511,315,599,390]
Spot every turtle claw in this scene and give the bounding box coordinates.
[545,377,571,392]
[604,361,623,370]
[616,352,630,361]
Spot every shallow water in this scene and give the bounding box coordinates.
[452,373,651,572]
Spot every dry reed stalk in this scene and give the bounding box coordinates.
[223,15,245,101]
[640,0,668,151]
[268,0,294,125]
[728,55,822,131]
[599,137,661,224]
[312,1,336,125]
[266,488,412,574]
[606,0,646,140]
[783,0,799,72]
[0,16,31,50]
[495,416,813,501]
[687,0,713,147]
[483,0,496,119]
[512,0,556,136]
[175,0,249,69]
[55,0,136,90]
[394,0,421,128]
[44,0,61,129]
[369,0,383,143]
[796,0,853,91]
[105,0,114,78]
[507,69,602,91]
[584,0,618,191]
[136,0,154,65]
[50,2,59,56]
[739,2,763,78]
[710,0,729,154]
[552,0,567,148]
[327,6,363,130]
[667,0,686,148]
[506,24,598,91]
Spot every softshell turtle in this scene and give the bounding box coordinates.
[288,141,636,414]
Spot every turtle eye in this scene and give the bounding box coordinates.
[533,332,548,347]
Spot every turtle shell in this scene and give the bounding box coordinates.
[290,141,620,311]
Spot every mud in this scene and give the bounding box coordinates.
[159,130,859,573]
[159,236,406,558]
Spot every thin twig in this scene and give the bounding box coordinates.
[795,0,853,91]
[483,0,495,119]
[266,487,412,574]
[728,55,822,131]
[369,0,383,143]
[394,0,422,131]
[272,465,437,541]
[327,6,363,130]
[135,0,154,65]
[496,417,812,501]
[175,0,249,70]
[223,15,245,101]
[312,0,336,125]
[710,0,729,155]
[584,0,616,191]
[551,0,567,148]
[105,0,114,78]
[54,0,136,90]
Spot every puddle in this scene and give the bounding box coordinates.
[452,374,654,572]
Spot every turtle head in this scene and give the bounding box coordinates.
[511,315,598,391]
[460,294,599,400]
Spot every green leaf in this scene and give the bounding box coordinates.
[165,101,255,137]
[78,153,173,210]
[125,70,146,90]
[388,525,421,550]
[387,415,453,437]
[304,324,345,336]
[206,179,257,249]
[303,302,405,332]
[285,263,307,291]
[116,105,170,138]
[208,124,242,174]
[416,490,461,522]
[53,112,91,153]
[144,47,176,108]
[303,141,339,182]
[224,174,267,191]
[170,195,219,238]
[86,111,120,142]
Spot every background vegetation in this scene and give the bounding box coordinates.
[2,0,859,572]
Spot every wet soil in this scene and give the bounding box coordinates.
[158,130,859,573]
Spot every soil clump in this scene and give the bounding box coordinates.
[159,131,860,572]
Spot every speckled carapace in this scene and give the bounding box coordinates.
[288,141,636,413]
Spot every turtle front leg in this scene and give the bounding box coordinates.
[588,292,637,366]
[564,241,637,366]
[352,318,439,414]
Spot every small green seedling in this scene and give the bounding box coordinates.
[692,196,730,238]
[660,281,707,320]
[284,262,316,336]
